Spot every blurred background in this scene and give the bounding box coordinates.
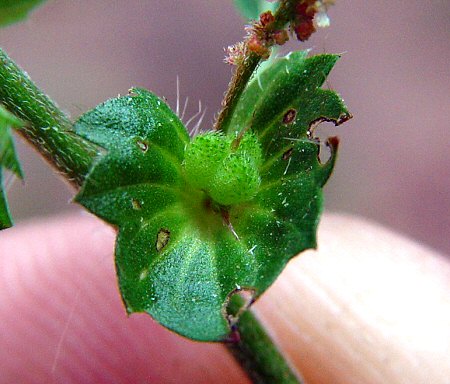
[0,0,449,256]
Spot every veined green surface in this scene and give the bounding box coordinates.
[184,131,262,206]
[0,0,46,27]
[75,52,350,341]
[0,105,23,229]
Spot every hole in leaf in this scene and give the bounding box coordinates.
[223,287,256,329]
[325,136,339,164]
[308,118,343,164]
[318,140,331,164]
[131,199,142,210]
[156,228,170,252]
[318,136,340,165]
[136,139,149,153]
[282,108,297,125]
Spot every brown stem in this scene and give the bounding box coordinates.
[214,0,299,133]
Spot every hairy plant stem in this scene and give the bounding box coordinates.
[214,0,299,132]
[227,295,303,384]
[214,52,260,132]
[0,49,98,187]
[0,41,304,383]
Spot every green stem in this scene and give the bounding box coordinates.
[227,296,303,384]
[214,0,299,132]
[0,49,98,187]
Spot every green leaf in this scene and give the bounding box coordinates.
[0,105,23,177]
[233,0,278,20]
[0,172,12,229]
[0,0,46,27]
[0,105,23,229]
[74,52,351,341]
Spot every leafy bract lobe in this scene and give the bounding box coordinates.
[0,105,23,229]
[75,51,351,341]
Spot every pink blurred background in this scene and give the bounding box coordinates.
[0,0,449,256]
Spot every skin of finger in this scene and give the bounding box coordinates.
[254,213,450,384]
[1,213,449,384]
[0,212,250,384]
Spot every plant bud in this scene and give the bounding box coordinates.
[183,131,262,205]
[209,152,261,206]
[183,132,229,190]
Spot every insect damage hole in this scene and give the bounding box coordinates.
[323,136,339,164]
[307,117,346,164]
[136,139,149,153]
[223,287,256,340]
[318,139,332,164]
[156,228,170,252]
[282,108,297,125]
[131,199,142,210]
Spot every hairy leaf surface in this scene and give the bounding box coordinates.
[75,52,350,341]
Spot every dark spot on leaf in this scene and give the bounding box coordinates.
[282,109,297,124]
[136,139,149,152]
[156,228,170,252]
[282,147,294,160]
[131,199,142,210]
[336,112,353,125]
[203,197,212,211]
[323,136,340,164]
[128,89,138,97]
[327,136,340,149]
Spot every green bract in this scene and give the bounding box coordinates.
[0,105,23,229]
[183,131,262,205]
[74,51,351,341]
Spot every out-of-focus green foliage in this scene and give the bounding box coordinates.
[0,105,23,229]
[0,0,46,27]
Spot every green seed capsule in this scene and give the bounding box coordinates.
[183,132,229,190]
[209,152,261,206]
[183,130,262,205]
[234,131,262,167]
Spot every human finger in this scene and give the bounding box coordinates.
[0,212,248,384]
[255,213,450,384]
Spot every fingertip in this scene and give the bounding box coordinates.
[5,212,447,383]
[0,212,248,383]
[254,213,450,384]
